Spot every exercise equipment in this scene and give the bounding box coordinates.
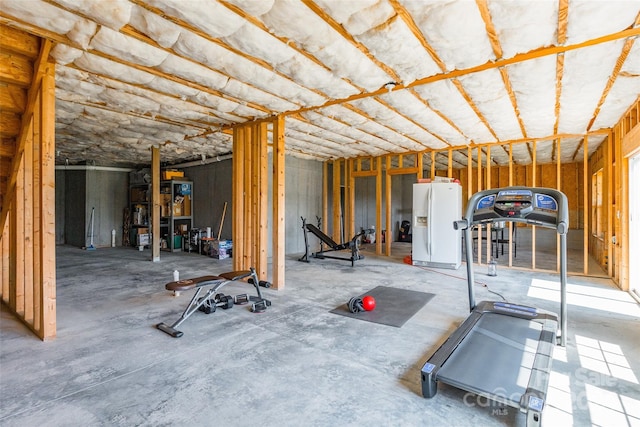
[156,268,272,338]
[420,187,568,427]
[298,217,372,267]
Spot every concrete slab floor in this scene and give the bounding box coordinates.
[1,245,639,426]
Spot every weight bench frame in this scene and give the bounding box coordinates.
[156,267,271,338]
[298,217,371,267]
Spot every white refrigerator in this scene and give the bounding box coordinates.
[412,182,462,269]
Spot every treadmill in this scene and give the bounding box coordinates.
[421,187,568,427]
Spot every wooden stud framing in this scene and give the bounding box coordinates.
[477,147,483,265]
[606,130,613,278]
[583,135,589,275]
[332,159,342,243]
[485,146,492,263]
[531,140,537,270]
[272,116,285,289]
[151,146,160,262]
[376,157,383,255]
[385,156,392,257]
[0,32,56,340]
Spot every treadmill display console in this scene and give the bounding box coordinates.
[472,188,560,227]
[493,189,533,218]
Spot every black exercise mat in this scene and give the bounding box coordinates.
[330,286,435,328]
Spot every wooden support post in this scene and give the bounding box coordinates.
[556,138,561,272]
[485,146,492,263]
[385,156,392,257]
[532,140,537,270]
[322,161,328,235]
[606,130,613,278]
[508,143,513,267]
[151,146,160,262]
[477,147,483,265]
[583,135,589,275]
[430,151,436,180]
[448,148,453,177]
[272,116,285,289]
[232,127,245,271]
[39,58,56,340]
[332,160,342,243]
[376,157,383,255]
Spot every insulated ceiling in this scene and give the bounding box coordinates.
[1,0,639,167]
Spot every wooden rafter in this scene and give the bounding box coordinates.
[554,0,569,134]
[476,0,528,140]
[587,35,637,131]
[288,26,640,119]
[342,103,431,150]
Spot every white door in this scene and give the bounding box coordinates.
[629,153,639,299]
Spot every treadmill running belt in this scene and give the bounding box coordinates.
[437,313,543,406]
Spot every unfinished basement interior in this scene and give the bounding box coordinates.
[1,1,639,426]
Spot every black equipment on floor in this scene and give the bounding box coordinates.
[420,187,568,427]
[156,268,271,338]
[398,220,412,242]
[298,217,371,267]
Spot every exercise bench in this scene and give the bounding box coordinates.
[156,268,271,338]
[298,217,372,267]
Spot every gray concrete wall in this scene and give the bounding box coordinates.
[57,169,128,248]
[55,170,66,245]
[184,160,233,240]
[184,155,322,256]
[64,170,86,247]
[85,170,128,247]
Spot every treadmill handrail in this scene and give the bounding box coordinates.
[459,186,568,347]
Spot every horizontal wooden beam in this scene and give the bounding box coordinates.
[0,112,20,137]
[0,25,39,58]
[0,51,32,86]
[0,84,26,113]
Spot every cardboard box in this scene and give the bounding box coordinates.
[162,169,184,180]
[210,240,232,259]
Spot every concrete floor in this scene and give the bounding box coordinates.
[1,244,639,426]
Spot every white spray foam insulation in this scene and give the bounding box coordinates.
[129,4,181,49]
[401,0,495,70]
[224,0,276,16]
[51,44,84,66]
[379,90,469,146]
[355,16,442,85]
[90,27,169,67]
[1,0,78,35]
[507,56,557,138]
[350,97,445,149]
[591,41,640,130]
[157,55,228,91]
[73,52,155,85]
[487,0,558,58]
[146,0,245,38]
[457,68,524,141]
[534,139,554,164]
[53,0,132,31]
[565,0,640,46]
[559,40,626,134]
[260,0,391,91]
[414,80,495,143]
[509,142,532,164]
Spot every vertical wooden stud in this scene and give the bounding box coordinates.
[151,146,160,262]
[272,116,285,289]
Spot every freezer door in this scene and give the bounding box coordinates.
[412,183,431,263]
[429,184,462,267]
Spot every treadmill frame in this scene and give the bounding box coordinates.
[420,186,569,427]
